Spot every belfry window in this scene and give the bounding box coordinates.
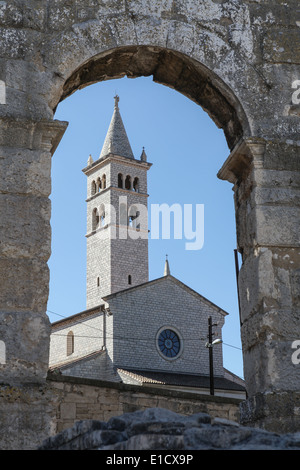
[92,208,99,231]
[125,175,131,190]
[99,204,105,226]
[96,177,102,193]
[118,173,123,188]
[67,331,74,356]
[102,174,106,189]
[91,180,96,196]
[133,177,139,192]
[128,206,140,230]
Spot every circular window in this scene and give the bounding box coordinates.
[157,328,182,360]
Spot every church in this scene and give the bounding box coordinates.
[49,96,245,399]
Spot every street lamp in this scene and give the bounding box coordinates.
[205,316,222,396]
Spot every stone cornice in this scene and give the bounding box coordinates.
[82,153,152,175]
[217,137,266,184]
[0,117,68,155]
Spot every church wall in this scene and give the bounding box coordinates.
[49,311,104,367]
[108,278,225,377]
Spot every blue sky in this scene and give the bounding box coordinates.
[48,76,244,379]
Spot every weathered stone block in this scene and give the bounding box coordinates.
[0,194,51,260]
[0,311,51,384]
[0,148,51,197]
[0,258,49,312]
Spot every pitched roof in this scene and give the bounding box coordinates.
[99,95,134,160]
[51,304,104,330]
[117,368,245,392]
[103,274,229,317]
[49,349,106,371]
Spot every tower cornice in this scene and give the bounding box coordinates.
[82,153,152,176]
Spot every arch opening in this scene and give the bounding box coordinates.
[57,46,249,150]
[49,48,246,380]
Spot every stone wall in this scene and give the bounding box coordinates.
[106,276,225,377]
[47,373,241,435]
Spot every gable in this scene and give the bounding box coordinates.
[105,275,226,377]
[103,275,228,317]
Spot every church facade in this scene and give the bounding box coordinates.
[49,97,245,399]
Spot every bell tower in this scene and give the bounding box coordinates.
[82,96,152,309]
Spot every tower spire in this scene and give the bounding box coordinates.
[99,95,134,160]
[164,255,170,276]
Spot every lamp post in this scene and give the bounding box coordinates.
[205,316,222,396]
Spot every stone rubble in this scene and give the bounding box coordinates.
[38,408,300,451]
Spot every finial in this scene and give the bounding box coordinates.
[114,94,120,108]
[140,146,147,162]
[87,154,94,166]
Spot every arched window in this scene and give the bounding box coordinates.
[128,275,132,285]
[125,175,131,190]
[67,331,74,356]
[133,177,139,192]
[99,204,105,226]
[128,206,140,230]
[91,180,96,196]
[102,174,106,189]
[0,340,6,364]
[92,207,99,231]
[96,177,102,193]
[118,173,123,188]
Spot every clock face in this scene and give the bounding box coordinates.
[158,328,180,358]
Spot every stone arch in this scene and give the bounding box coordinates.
[53,46,250,150]
[47,41,300,433]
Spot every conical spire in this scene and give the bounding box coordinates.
[164,255,170,276]
[99,95,134,160]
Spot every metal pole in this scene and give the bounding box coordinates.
[208,316,214,395]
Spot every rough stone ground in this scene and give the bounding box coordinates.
[38,408,300,450]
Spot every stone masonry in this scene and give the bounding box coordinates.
[82,97,151,308]
[0,0,299,449]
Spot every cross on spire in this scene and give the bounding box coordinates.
[114,94,120,108]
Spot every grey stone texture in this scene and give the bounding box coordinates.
[104,276,226,377]
[82,99,151,309]
[48,276,228,387]
[38,407,300,450]
[0,0,299,449]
